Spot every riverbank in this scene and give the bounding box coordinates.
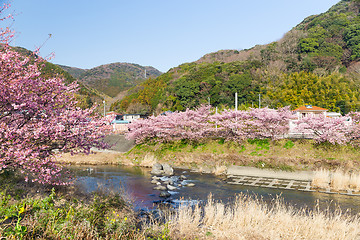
[56,138,360,174]
[1,170,360,239]
[0,172,140,239]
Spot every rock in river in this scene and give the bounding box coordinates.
[159,191,171,198]
[151,163,164,176]
[162,163,174,176]
[151,179,159,184]
[180,175,187,180]
[154,185,167,191]
[166,184,177,191]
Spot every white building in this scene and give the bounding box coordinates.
[123,114,141,123]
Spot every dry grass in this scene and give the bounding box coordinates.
[312,169,360,192]
[140,153,158,168]
[331,169,351,191]
[127,140,360,173]
[56,152,123,165]
[350,172,360,191]
[312,169,330,189]
[213,165,227,176]
[151,194,360,240]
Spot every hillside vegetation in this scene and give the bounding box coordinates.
[12,47,103,109]
[112,0,360,115]
[57,65,87,79]
[60,63,162,98]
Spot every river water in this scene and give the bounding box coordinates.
[69,165,360,215]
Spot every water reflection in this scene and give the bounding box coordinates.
[68,165,360,215]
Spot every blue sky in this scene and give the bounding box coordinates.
[6,0,340,72]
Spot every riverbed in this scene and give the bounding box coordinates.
[69,165,360,215]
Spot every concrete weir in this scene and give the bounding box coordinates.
[226,166,360,196]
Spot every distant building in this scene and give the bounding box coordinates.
[123,114,141,123]
[293,105,328,119]
[326,112,342,118]
[160,110,173,116]
[289,105,349,138]
[108,113,148,133]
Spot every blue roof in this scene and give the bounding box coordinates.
[111,119,129,124]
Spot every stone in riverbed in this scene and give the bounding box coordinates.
[186,183,195,187]
[166,184,177,191]
[151,163,164,176]
[180,175,187,180]
[159,191,171,198]
[151,179,159,184]
[162,163,174,176]
[163,179,174,185]
[154,185,167,191]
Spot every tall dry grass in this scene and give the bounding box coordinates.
[312,169,330,189]
[331,169,351,191]
[150,194,360,240]
[140,153,158,167]
[312,169,360,192]
[212,165,227,176]
[350,172,360,191]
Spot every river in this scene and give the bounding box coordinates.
[69,165,360,215]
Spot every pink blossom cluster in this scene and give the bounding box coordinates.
[295,115,351,145]
[0,9,108,185]
[126,106,293,144]
[127,105,213,143]
[211,106,293,141]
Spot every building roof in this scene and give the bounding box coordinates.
[111,119,129,124]
[293,105,328,112]
[106,111,119,116]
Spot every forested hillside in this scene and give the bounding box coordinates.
[63,63,162,98]
[57,65,87,79]
[13,47,103,109]
[112,0,360,115]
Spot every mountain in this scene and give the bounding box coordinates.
[59,63,162,98]
[11,47,103,109]
[57,65,87,79]
[111,0,360,115]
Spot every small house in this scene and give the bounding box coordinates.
[123,114,141,123]
[293,105,328,120]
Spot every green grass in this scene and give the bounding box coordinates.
[0,172,162,239]
[126,138,360,172]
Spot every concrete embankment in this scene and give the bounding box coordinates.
[57,134,135,165]
[227,165,313,181]
[94,134,135,153]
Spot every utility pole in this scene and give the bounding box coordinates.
[215,107,218,129]
[103,99,106,117]
[144,69,147,79]
[235,92,238,111]
[258,94,261,109]
[208,97,210,106]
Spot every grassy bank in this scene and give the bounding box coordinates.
[0,171,141,239]
[121,139,360,173]
[56,138,360,174]
[155,194,360,240]
[55,139,360,193]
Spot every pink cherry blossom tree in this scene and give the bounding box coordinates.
[345,112,360,146]
[127,105,213,143]
[127,106,293,144]
[295,115,351,145]
[0,5,108,185]
[210,107,293,141]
